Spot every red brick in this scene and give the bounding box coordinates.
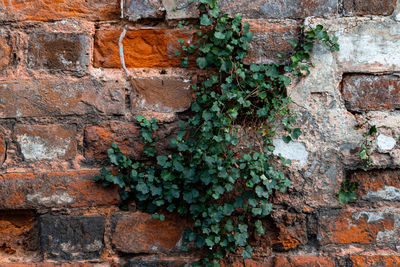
[0,78,125,118]
[349,170,400,202]
[0,170,119,209]
[0,210,37,256]
[130,76,193,112]
[94,28,193,68]
[244,20,300,64]
[271,213,307,251]
[14,124,76,161]
[350,256,400,267]
[220,0,338,19]
[111,211,186,253]
[273,256,336,267]
[84,122,142,160]
[0,0,120,21]
[125,256,195,267]
[344,0,397,16]
[318,210,394,245]
[342,75,400,112]
[27,33,90,75]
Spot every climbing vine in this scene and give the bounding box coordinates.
[95,0,339,265]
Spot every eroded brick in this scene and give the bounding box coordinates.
[220,0,338,19]
[14,124,76,161]
[0,132,5,167]
[318,210,394,245]
[130,76,193,112]
[0,0,120,21]
[273,256,336,267]
[342,75,400,112]
[40,214,104,260]
[84,122,141,160]
[244,19,300,64]
[94,28,193,68]
[344,0,397,16]
[0,171,119,209]
[124,0,164,21]
[0,210,38,256]
[27,33,90,75]
[349,169,400,202]
[350,256,400,267]
[272,213,307,251]
[111,211,185,254]
[0,78,125,118]
[0,32,12,71]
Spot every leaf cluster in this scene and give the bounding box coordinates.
[95,0,339,265]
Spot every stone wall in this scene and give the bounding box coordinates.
[0,0,400,266]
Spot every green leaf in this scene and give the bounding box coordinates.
[214,32,225,39]
[200,14,212,26]
[196,57,208,69]
[292,128,302,140]
[255,220,265,236]
[242,245,253,258]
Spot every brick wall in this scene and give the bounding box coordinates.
[0,0,400,266]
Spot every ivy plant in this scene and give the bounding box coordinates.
[95,0,339,265]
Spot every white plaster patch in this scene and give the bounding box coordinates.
[272,138,308,167]
[377,134,396,152]
[17,134,70,160]
[363,186,400,201]
[85,240,103,251]
[27,191,75,205]
[353,211,385,223]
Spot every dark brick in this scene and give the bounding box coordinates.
[244,20,300,64]
[342,75,400,112]
[344,0,397,16]
[220,0,338,19]
[27,33,90,75]
[40,214,105,260]
[124,256,193,267]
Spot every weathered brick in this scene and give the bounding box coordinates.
[124,0,164,21]
[220,0,338,19]
[111,211,185,254]
[124,256,194,267]
[350,256,400,267]
[342,75,400,112]
[311,17,400,72]
[40,214,104,260]
[94,28,193,68]
[162,0,199,20]
[0,0,120,21]
[0,210,38,256]
[84,122,141,160]
[27,33,90,75]
[318,210,394,245]
[244,19,300,64]
[130,76,193,112]
[0,78,125,118]
[349,170,400,202]
[273,256,336,267]
[344,0,397,16]
[0,131,5,167]
[0,32,12,71]
[14,124,76,161]
[271,212,307,251]
[0,171,119,209]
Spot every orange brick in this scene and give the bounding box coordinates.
[111,211,186,253]
[274,256,336,267]
[0,170,119,209]
[0,0,120,22]
[94,28,193,68]
[319,210,394,245]
[350,256,400,267]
